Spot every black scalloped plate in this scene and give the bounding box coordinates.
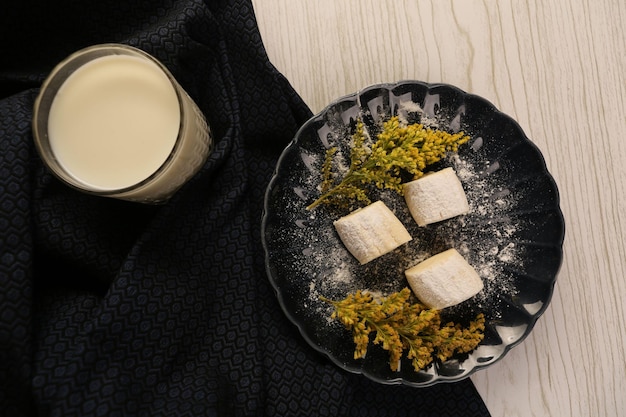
[261,81,565,387]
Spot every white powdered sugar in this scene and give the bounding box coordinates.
[278,104,525,323]
[446,153,522,314]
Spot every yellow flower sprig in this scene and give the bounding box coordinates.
[321,288,485,372]
[307,117,470,210]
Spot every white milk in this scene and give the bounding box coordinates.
[48,54,181,190]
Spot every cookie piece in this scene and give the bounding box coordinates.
[404,167,469,227]
[405,248,483,309]
[334,201,412,264]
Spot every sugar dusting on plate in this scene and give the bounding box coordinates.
[281,102,524,324]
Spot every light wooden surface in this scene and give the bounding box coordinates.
[251,1,626,416]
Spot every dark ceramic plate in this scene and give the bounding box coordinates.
[261,81,565,387]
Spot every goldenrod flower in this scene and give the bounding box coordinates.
[307,117,469,210]
[321,288,485,372]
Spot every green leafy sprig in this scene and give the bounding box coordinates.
[321,288,485,372]
[307,117,470,210]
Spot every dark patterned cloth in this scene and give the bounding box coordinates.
[0,1,492,416]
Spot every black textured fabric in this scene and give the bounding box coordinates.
[0,1,492,416]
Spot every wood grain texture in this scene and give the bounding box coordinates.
[251,1,626,416]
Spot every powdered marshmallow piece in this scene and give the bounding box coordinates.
[334,201,412,264]
[404,167,469,227]
[405,248,483,309]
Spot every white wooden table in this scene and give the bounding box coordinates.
[251,1,626,415]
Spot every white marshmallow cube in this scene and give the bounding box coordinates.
[333,201,412,264]
[405,248,483,309]
[403,167,469,227]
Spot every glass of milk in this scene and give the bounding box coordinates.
[32,44,213,203]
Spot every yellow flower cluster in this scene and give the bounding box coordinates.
[307,117,470,211]
[321,288,485,372]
